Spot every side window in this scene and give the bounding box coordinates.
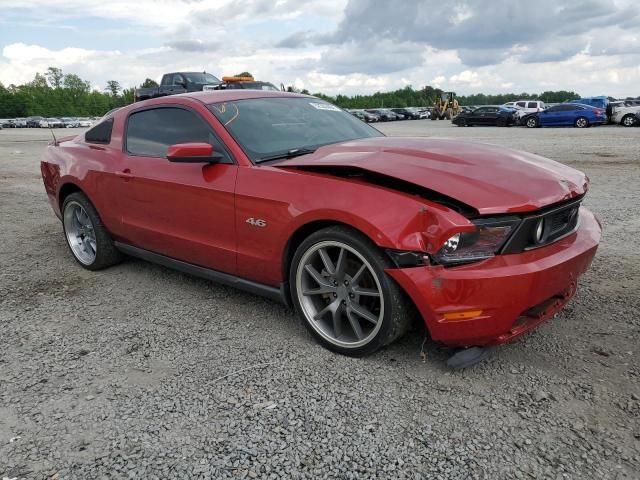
[85,118,114,144]
[125,107,232,162]
[516,102,526,108]
[172,74,185,86]
[475,108,487,113]
[527,102,538,108]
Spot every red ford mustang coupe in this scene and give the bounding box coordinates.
[41,91,601,357]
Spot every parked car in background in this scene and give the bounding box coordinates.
[14,118,27,128]
[26,116,43,128]
[77,118,93,127]
[348,109,379,122]
[61,117,80,128]
[524,104,606,128]
[46,118,64,128]
[365,109,399,121]
[134,71,222,101]
[502,100,546,123]
[611,105,640,127]
[452,106,517,127]
[413,107,431,119]
[0,119,17,128]
[391,108,420,120]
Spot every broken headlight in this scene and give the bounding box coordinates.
[434,217,521,266]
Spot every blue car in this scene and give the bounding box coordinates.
[523,103,607,128]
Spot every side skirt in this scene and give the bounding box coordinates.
[114,242,288,305]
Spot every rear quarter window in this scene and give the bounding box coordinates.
[85,118,114,144]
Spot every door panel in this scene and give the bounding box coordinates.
[117,105,239,274]
[540,111,559,125]
[118,157,238,273]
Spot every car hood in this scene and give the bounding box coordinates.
[274,137,587,215]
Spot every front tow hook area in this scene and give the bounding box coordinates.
[446,346,494,369]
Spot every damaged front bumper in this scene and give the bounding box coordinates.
[386,207,601,347]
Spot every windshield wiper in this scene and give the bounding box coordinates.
[258,147,316,163]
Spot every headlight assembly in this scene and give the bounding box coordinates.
[434,217,521,266]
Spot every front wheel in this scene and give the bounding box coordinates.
[62,192,122,270]
[290,226,411,356]
[621,114,637,127]
[496,117,507,127]
[526,116,538,128]
[574,116,589,128]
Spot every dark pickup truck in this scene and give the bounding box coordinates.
[134,72,222,101]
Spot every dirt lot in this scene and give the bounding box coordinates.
[1,122,639,479]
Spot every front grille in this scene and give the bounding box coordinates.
[501,197,582,254]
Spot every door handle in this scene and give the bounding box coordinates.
[116,169,133,180]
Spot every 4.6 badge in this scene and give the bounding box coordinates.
[246,217,267,228]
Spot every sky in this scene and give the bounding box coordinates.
[0,0,639,97]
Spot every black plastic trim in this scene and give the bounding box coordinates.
[500,197,582,254]
[114,242,287,304]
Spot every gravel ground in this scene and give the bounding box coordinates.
[1,122,639,479]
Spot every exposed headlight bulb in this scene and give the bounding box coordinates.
[442,233,461,253]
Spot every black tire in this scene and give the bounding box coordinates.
[574,116,589,128]
[289,226,412,356]
[457,118,467,127]
[621,114,637,127]
[61,192,122,270]
[525,116,538,128]
[496,117,507,127]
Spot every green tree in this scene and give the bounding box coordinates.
[235,71,253,78]
[140,78,159,88]
[106,80,121,96]
[45,67,64,89]
[64,74,90,93]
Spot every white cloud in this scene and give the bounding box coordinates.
[1,0,639,98]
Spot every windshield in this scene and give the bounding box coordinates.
[208,97,383,162]
[184,72,220,84]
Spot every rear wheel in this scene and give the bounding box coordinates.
[574,116,589,128]
[621,114,637,127]
[62,192,122,270]
[290,226,411,356]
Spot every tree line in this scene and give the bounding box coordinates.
[0,66,599,118]
[312,86,585,109]
[0,67,160,118]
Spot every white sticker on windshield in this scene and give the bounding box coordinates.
[309,102,341,111]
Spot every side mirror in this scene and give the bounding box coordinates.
[166,143,223,163]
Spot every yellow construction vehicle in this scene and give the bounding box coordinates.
[431,92,460,120]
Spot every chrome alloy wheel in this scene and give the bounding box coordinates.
[296,241,384,348]
[575,117,588,128]
[63,200,97,265]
